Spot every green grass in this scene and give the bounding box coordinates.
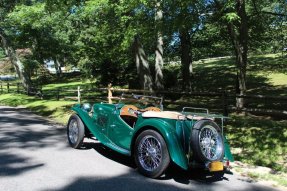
[42,79,94,90]
[247,172,287,187]
[190,54,287,96]
[0,94,76,124]
[233,166,287,188]
[226,114,287,173]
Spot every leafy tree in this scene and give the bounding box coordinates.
[163,0,207,90]
[209,0,286,109]
[0,0,32,88]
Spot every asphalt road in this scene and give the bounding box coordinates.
[0,105,284,191]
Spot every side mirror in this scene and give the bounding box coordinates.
[82,103,91,112]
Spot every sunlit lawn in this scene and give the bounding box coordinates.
[0,94,76,124]
[42,79,94,90]
[191,53,287,96]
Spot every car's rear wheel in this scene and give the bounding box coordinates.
[67,114,85,149]
[190,120,224,163]
[134,130,170,178]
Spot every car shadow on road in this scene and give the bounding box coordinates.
[164,164,230,184]
[83,142,136,168]
[82,140,229,185]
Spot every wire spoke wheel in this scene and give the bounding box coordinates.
[68,119,79,144]
[199,125,223,161]
[135,130,170,178]
[67,114,85,149]
[138,135,162,171]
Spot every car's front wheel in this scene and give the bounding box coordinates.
[134,130,170,178]
[67,114,85,149]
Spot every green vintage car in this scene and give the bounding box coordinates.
[67,94,233,178]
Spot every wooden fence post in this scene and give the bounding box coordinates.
[108,83,112,104]
[7,82,9,93]
[78,86,81,103]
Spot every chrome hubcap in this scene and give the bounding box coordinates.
[199,125,223,161]
[68,119,79,144]
[138,136,162,171]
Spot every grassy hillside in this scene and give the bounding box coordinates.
[192,54,287,95]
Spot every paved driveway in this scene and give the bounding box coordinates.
[0,106,284,191]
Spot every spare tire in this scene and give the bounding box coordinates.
[190,120,224,163]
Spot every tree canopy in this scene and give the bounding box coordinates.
[0,0,286,105]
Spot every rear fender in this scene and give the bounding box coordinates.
[133,118,188,170]
[224,136,234,162]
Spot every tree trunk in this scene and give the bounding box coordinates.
[179,28,192,91]
[0,29,30,88]
[133,35,153,91]
[154,0,164,90]
[54,57,62,78]
[228,0,248,110]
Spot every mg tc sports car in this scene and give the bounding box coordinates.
[67,94,234,178]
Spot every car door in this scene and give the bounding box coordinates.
[108,109,134,150]
[92,104,111,136]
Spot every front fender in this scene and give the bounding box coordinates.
[134,118,188,170]
[71,104,109,144]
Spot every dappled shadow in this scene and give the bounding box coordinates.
[163,57,287,114]
[0,126,66,150]
[248,56,287,74]
[0,152,44,177]
[0,97,36,107]
[0,106,66,150]
[83,142,136,168]
[43,171,195,191]
[192,59,287,96]
[0,114,49,126]
[42,169,282,191]
[164,164,229,184]
[82,140,228,184]
[226,116,287,171]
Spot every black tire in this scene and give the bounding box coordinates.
[67,114,85,149]
[134,130,170,178]
[190,120,224,163]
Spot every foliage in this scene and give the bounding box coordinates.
[1,0,286,90]
[0,48,5,59]
[226,114,287,172]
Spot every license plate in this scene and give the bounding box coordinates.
[209,161,224,172]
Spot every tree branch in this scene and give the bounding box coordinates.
[251,0,287,17]
[261,11,287,17]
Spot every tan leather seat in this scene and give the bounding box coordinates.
[120,105,139,118]
[143,106,161,112]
